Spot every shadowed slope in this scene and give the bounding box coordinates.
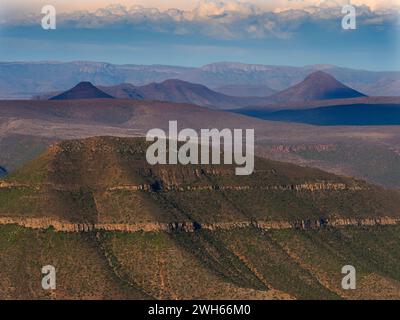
[0,166,7,177]
[50,82,114,100]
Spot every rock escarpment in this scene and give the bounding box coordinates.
[0,216,398,233]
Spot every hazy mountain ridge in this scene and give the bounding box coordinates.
[214,84,277,97]
[38,72,376,110]
[99,79,267,109]
[1,61,399,99]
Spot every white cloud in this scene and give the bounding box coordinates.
[2,0,398,40]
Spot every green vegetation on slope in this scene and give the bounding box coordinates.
[270,225,400,299]
[1,224,400,299]
[0,225,149,300]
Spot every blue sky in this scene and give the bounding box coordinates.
[0,0,399,70]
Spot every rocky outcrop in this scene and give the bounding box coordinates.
[0,181,365,195]
[268,144,336,154]
[0,216,398,233]
[0,182,33,189]
[104,182,362,192]
[0,217,89,232]
[108,185,150,192]
[282,182,363,192]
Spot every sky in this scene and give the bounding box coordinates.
[2,0,398,12]
[0,0,399,70]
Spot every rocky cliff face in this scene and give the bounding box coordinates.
[0,179,364,193]
[268,144,336,154]
[0,216,398,233]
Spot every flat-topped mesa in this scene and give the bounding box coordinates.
[1,136,399,227]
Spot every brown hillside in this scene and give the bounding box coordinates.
[1,136,399,226]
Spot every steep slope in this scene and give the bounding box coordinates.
[269,71,366,103]
[50,82,114,100]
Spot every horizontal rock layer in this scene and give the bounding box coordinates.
[0,216,398,233]
[0,182,364,192]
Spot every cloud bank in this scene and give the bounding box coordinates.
[3,0,399,40]
[0,0,398,70]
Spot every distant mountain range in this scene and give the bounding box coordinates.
[43,71,373,111]
[0,61,399,99]
[99,79,266,109]
[39,71,400,126]
[45,79,267,109]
